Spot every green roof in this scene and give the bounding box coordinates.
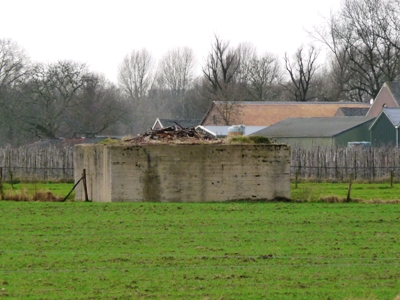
[252,117,375,138]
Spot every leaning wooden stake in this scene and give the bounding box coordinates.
[62,169,90,202]
[62,176,83,202]
[82,169,89,202]
[346,173,353,202]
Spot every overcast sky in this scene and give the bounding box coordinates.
[1,0,342,83]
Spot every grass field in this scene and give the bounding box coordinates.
[291,182,400,202]
[1,201,400,299]
[2,181,400,203]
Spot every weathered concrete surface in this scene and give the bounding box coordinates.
[74,144,290,202]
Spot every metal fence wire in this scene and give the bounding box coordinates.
[1,144,400,182]
[291,145,400,181]
[0,144,74,182]
[0,166,74,182]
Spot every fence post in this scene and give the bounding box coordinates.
[0,167,3,200]
[391,169,394,188]
[295,168,299,188]
[82,169,89,202]
[346,173,353,202]
[9,168,13,189]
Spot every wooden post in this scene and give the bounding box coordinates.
[295,168,299,188]
[82,169,89,202]
[0,167,3,200]
[346,173,353,202]
[62,176,83,202]
[9,169,13,189]
[390,169,394,188]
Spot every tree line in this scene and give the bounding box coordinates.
[1,0,400,147]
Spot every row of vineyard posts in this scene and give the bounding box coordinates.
[1,144,400,182]
[291,145,400,181]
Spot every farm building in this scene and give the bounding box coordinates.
[201,101,371,127]
[251,116,375,148]
[367,81,400,117]
[370,108,400,147]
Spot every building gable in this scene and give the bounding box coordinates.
[370,110,398,146]
[367,82,400,117]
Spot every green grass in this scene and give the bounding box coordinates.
[2,181,400,203]
[1,201,400,299]
[0,182,74,201]
[291,181,400,202]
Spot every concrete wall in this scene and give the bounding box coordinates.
[74,143,291,202]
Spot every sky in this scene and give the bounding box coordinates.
[1,0,342,83]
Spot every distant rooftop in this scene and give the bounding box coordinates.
[252,116,375,138]
[336,107,369,116]
[202,101,371,127]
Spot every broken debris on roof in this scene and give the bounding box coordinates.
[122,125,220,144]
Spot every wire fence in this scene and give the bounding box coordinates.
[0,144,74,182]
[291,145,400,181]
[1,144,400,182]
[0,165,397,183]
[0,166,74,182]
[290,165,399,181]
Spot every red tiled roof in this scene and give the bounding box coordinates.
[201,102,371,126]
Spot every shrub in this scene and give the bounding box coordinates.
[228,136,271,144]
[248,136,271,144]
[32,191,63,202]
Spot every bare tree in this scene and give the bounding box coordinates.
[22,60,87,138]
[0,39,31,145]
[203,35,241,95]
[283,45,320,102]
[118,48,155,101]
[312,0,400,102]
[156,47,196,98]
[0,39,29,91]
[236,42,257,83]
[202,35,243,125]
[245,52,283,101]
[176,80,213,119]
[376,0,400,49]
[66,73,128,137]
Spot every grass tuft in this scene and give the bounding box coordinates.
[319,195,345,203]
[32,191,63,202]
[228,135,271,144]
[4,188,31,201]
[3,189,63,202]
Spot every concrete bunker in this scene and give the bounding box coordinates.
[74,143,291,202]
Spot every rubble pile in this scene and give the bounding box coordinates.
[122,126,221,144]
